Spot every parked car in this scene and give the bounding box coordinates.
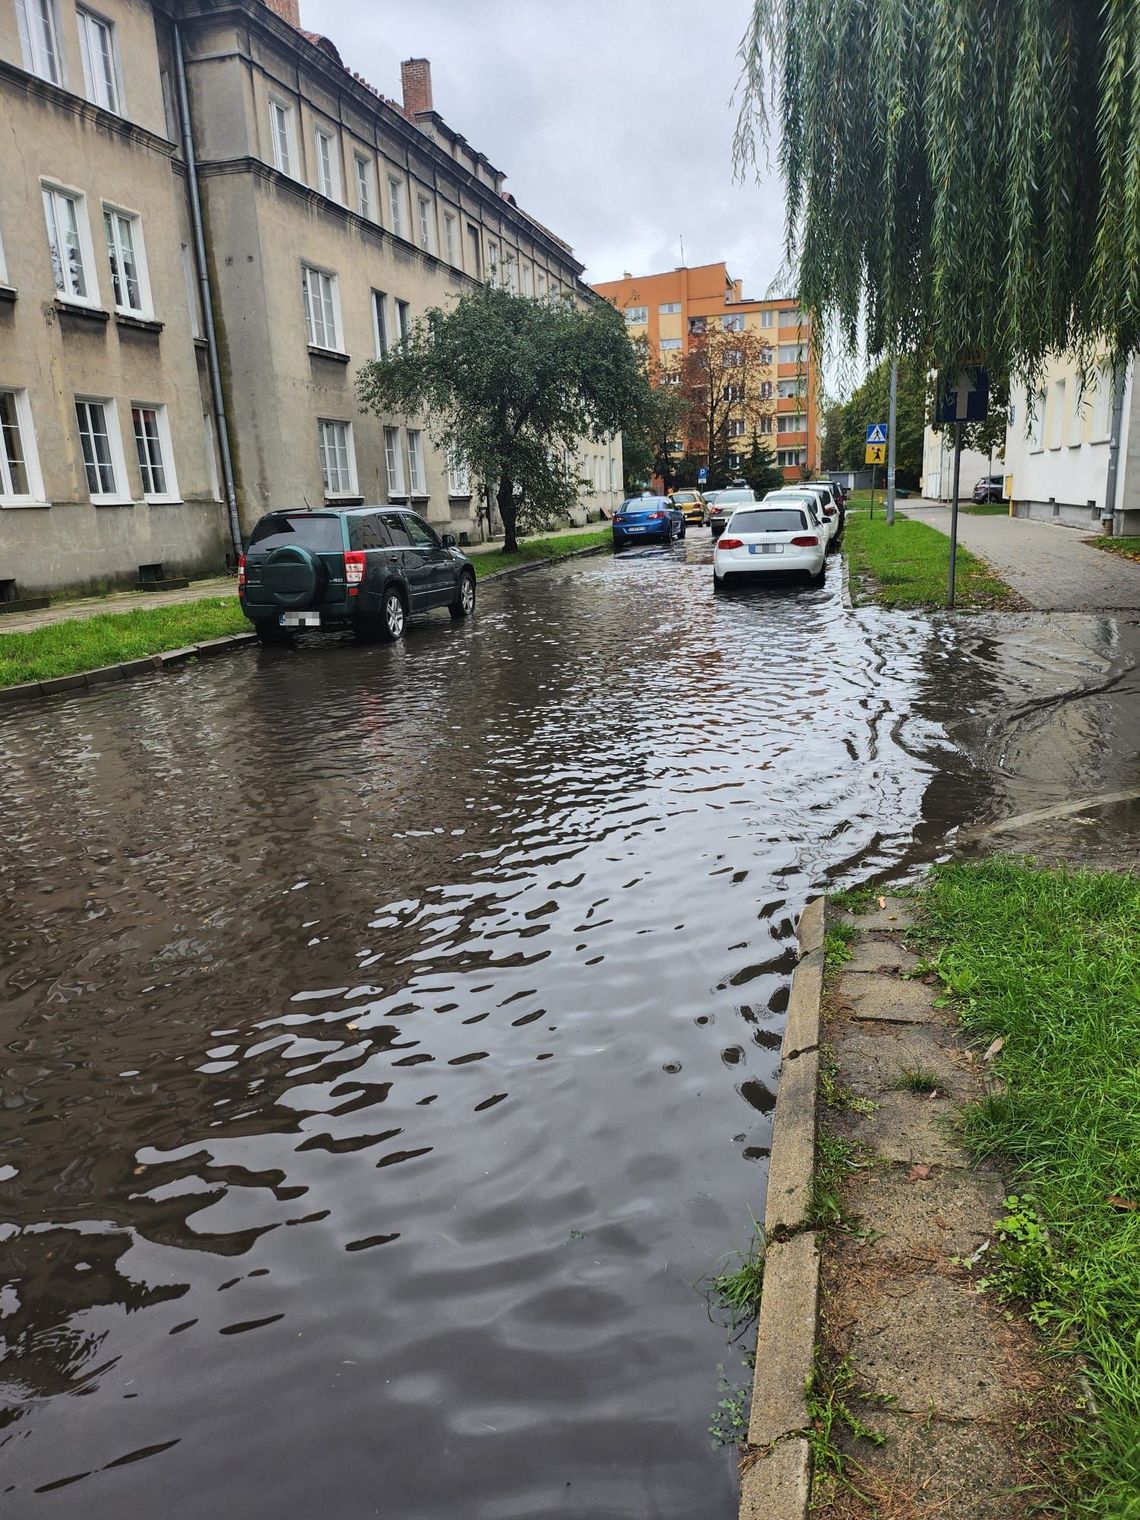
[612,494,686,546]
[670,488,706,526]
[707,486,758,536]
[239,506,475,644]
[763,487,840,548]
[827,480,849,513]
[712,504,827,586]
[973,474,1004,504]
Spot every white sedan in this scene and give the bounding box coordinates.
[762,488,839,544]
[712,504,827,585]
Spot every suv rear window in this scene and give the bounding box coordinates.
[249,514,344,552]
[730,509,807,532]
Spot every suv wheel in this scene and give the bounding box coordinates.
[381,587,407,642]
[449,570,476,620]
[255,622,294,646]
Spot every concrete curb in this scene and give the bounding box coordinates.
[737,896,825,1520]
[477,542,610,583]
[0,632,257,708]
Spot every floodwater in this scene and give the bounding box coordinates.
[0,538,1133,1518]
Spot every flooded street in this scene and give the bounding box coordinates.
[1,539,1135,1518]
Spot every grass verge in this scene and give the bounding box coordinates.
[844,508,1021,610]
[473,528,611,579]
[1085,535,1140,565]
[919,858,1140,1517]
[0,599,248,688]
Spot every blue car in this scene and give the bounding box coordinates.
[612,494,686,547]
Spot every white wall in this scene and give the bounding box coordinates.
[920,427,1002,500]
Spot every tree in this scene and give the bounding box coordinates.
[676,323,775,477]
[831,356,928,487]
[744,428,785,495]
[735,1,1140,383]
[356,285,652,553]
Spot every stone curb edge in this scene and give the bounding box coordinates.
[0,633,258,707]
[738,895,824,1520]
[477,541,610,582]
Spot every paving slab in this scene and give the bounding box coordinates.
[835,1407,1022,1518]
[763,1049,818,1235]
[841,1165,1003,1261]
[739,1437,811,1520]
[838,972,942,1025]
[747,1232,820,1447]
[834,1023,971,1102]
[845,1090,963,1166]
[836,897,914,933]
[840,936,923,976]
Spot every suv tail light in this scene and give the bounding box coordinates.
[790,535,819,547]
[344,549,365,592]
[237,553,246,590]
[717,537,743,550]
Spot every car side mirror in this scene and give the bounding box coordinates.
[441,532,457,548]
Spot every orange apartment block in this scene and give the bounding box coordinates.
[592,262,819,483]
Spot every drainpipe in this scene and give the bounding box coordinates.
[174,23,243,563]
[1103,360,1127,530]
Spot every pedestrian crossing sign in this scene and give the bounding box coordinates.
[865,422,888,445]
[865,443,886,465]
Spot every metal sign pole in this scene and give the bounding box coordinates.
[870,463,876,519]
[886,358,898,525]
[947,419,963,608]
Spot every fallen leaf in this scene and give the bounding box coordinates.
[926,1089,940,1101]
[132,1165,146,1175]
[907,1163,933,1182]
[877,896,887,909]
[983,1036,1005,1061]
[1107,1196,1139,1211]
[933,1213,949,1230]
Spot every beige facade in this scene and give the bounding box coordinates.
[0,0,620,598]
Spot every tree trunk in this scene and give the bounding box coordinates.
[497,475,518,554]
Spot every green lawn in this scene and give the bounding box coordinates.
[472,528,611,578]
[919,860,1140,1517]
[0,599,248,688]
[843,507,1020,609]
[1087,536,1140,564]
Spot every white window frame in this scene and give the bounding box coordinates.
[1048,378,1066,450]
[447,447,470,497]
[722,314,744,332]
[760,309,775,328]
[372,289,388,358]
[301,263,343,352]
[384,425,406,497]
[777,343,806,364]
[536,270,547,299]
[42,182,99,307]
[354,155,373,219]
[728,418,746,438]
[203,412,222,502]
[1092,365,1113,441]
[1028,388,1046,451]
[387,176,405,238]
[504,254,518,294]
[268,97,296,177]
[659,338,682,351]
[777,447,807,468]
[0,228,8,285]
[75,396,130,504]
[443,212,457,265]
[0,388,46,507]
[416,193,435,254]
[486,241,499,286]
[659,302,681,315]
[76,5,121,113]
[131,402,179,503]
[395,299,411,344]
[181,243,201,338]
[103,203,151,318]
[16,0,62,84]
[521,262,533,297]
[1067,378,1085,448]
[407,428,426,496]
[777,413,807,434]
[315,127,340,201]
[624,305,647,325]
[318,418,357,499]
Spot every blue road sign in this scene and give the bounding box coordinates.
[936,368,989,424]
[866,422,888,445]
[697,467,708,483]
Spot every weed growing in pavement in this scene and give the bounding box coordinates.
[820,1047,877,1117]
[811,1131,860,1227]
[894,1063,941,1095]
[804,1354,885,1498]
[976,1195,1066,1330]
[828,885,879,915]
[824,923,856,969]
[708,1364,751,1446]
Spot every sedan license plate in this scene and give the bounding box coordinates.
[279,611,321,626]
[626,525,646,532]
[750,544,782,555]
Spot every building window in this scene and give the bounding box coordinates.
[778,342,806,364]
[487,242,499,285]
[662,371,681,385]
[504,255,518,294]
[301,264,341,351]
[777,378,805,399]
[372,289,388,357]
[1067,380,1084,447]
[131,404,177,501]
[384,426,406,495]
[1049,378,1065,449]
[203,412,222,501]
[315,128,339,200]
[759,414,772,434]
[354,155,372,219]
[688,316,707,335]
[536,270,546,298]
[760,309,775,328]
[0,389,44,506]
[1092,364,1113,440]
[75,397,127,500]
[77,7,120,112]
[722,314,744,332]
[659,301,681,315]
[447,448,470,497]
[723,348,742,367]
[104,206,149,315]
[777,447,807,468]
[659,337,682,351]
[395,298,411,343]
[16,0,61,84]
[466,223,481,278]
[444,212,457,264]
[407,428,425,494]
[761,347,773,364]
[624,305,647,325]
[269,98,295,176]
[318,419,356,497]
[521,262,533,297]
[416,194,434,253]
[180,243,201,338]
[42,184,96,304]
[388,177,404,237]
[777,413,807,434]
[728,452,743,470]
[1028,388,1046,451]
[728,418,746,438]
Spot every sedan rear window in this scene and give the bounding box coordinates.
[249,514,344,552]
[717,490,755,504]
[729,509,807,533]
[620,499,661,512]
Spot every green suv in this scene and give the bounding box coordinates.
[239,506,476,644]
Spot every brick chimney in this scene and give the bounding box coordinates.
[264,0,301,26]
[401,58,433,119]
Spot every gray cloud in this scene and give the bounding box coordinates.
[301,0,787,298]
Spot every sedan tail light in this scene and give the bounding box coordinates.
[344,549,366,592]
[237,553,246,589]
[823,505,836,516]
[717,537,744,550]
[790,535,819,547]
[648,511,666,520]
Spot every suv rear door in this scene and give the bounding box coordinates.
[403,513,456,605]
[243,513,349,613]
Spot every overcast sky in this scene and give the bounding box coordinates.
[302,0,787,300]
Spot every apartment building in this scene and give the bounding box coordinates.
[0,0,620,598]
[592,261,820,482]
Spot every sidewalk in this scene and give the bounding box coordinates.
[905,501,1140,612]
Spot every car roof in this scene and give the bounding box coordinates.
[262,504,414,518]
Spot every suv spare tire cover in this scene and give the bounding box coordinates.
[261,545,328,608]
